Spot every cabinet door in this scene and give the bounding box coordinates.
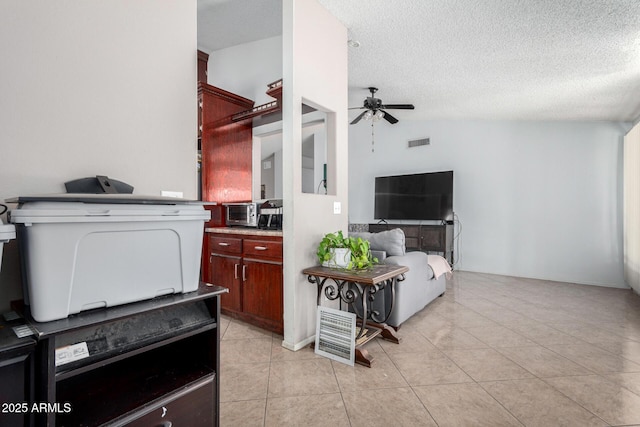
[400,225,421,250]
[242,259,283,327]
[210,254,242,312]
[420,226,446,251]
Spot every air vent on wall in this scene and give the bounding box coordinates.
[315,306,356,366]
[408,137,430,148]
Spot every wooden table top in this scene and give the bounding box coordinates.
[302,264,409,285]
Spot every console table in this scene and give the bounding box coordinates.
[302,264,408,367]
[15,282,227,427]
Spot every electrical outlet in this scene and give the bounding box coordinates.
[333,201,341,214]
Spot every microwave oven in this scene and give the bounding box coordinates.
[224,202,259,227]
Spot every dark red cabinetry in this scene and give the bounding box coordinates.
[207,232,283,334]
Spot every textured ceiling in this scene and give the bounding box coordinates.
[197,0,640,122]
[197,0,282,52]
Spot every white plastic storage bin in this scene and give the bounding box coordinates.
[9,194,210,322]
[0,220,16,275]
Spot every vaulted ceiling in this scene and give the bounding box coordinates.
[197,0,640,122]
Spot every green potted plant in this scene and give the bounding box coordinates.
[317,231,350,268]
[347,235,378,270]
[317,231,378,270]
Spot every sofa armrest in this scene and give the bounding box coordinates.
[383,251,434,281]
[371,249,387,261]
[380,250,442,327]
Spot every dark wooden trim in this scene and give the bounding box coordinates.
[198,82,254,109]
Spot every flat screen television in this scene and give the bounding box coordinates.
[374,171,453,221]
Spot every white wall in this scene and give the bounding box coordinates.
[624,122,640,294]
[282,0,348,349]
[0,1,197,310]
[206,36,282,105]
[349,120,630,288]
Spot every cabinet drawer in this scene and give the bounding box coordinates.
[243,239,282,260]
[210,235,242,254]
[119,375,215,427]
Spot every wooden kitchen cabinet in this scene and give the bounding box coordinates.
[197,49,209,83]
[242,259,283,326]
[198,82,254,203]
[207,232,283,334]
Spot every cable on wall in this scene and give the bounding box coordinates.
[452,212,462,267]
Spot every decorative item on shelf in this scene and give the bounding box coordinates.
[316,231,378,270]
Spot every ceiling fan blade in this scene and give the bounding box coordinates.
[349,106,365,110]
[382,111,399,124]
[350,111,367,125]
[381,104,415,110]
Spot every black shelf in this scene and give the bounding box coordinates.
[23,282,225,426]
[56,321,217,381]
[16,282,227,338]
[56,332,215,426]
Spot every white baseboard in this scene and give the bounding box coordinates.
[281,335,315,352]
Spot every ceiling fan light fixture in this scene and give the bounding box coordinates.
[349,87,414,126]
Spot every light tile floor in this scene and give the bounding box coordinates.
[219,271,640,426]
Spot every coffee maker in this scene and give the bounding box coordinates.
[258,199,283,230]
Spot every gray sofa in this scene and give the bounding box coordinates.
[350,228,447,327]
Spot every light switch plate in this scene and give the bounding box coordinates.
[161,191,183,198]
[333,201,341,214]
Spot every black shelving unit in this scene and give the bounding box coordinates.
[0,315,36,427]
[17,282,226,427]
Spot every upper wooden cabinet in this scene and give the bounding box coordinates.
[197,50,209,83]
[198,82,254,203]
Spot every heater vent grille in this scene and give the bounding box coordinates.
[408,137,430,148]
[315,306,356,366]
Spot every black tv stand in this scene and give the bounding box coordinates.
[368,223,454,265]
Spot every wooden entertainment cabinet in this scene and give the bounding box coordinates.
[368,223,454,264]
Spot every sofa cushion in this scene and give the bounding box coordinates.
[349,228,406,257]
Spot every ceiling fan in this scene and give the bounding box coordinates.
[350,87,415,125]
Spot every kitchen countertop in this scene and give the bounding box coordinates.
[205,227,283,237]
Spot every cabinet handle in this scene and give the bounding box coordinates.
[157,422,172,427]
[242,265,247,281]
[199,100,203,109]
[254,246,268,251]
[218,242,230,246]
[234,263,239,279]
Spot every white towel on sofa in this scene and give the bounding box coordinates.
[427,255,452,279]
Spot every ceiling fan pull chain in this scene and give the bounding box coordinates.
[371,121,375,152]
